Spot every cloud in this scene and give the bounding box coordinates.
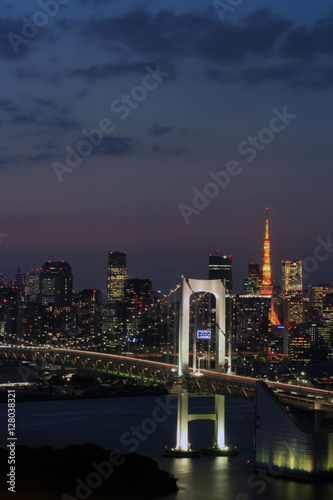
[281,12,333,59]
[95,136,135,155]
[205,62,333,91]
[71,62,151,81]
[28,152,56,162]
[0,96,79,130]
[148,123,173,136]
[153,144,183,156]
[0,99,20,114]
[196,8,292,63]
[81,7,292,63]
[0,18,31,60]
[15,68,60,83]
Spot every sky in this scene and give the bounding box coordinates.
[1,0,333,294]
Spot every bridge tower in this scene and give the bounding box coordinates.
[163,277,237,458]
[178,277,231,376]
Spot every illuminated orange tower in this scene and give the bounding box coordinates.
[261,208,272,295]
[260,208,280,325]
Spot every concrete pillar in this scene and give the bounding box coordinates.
[214,394,225,449]
[176,389,189,450]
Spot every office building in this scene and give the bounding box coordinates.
[107,251,127,303]
[39,261,73,307]
[243,263,261,294]
[209,252,232,292]
[281,260,302,298]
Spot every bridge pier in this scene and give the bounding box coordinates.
[163,388,238,458]
[176,388,189,451]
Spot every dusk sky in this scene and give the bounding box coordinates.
[1,0,333,294]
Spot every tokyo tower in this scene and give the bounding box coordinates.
[260,208,280,325]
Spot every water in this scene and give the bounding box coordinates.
[1,395,332,499]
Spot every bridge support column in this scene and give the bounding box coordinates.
[214,394,225,449]
[163,389,238,458]
[176,389,188,451]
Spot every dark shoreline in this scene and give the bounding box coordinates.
[0,385,169,404]
[0,443,178,499]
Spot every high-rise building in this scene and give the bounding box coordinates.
[281,260,303,298]
[12,266,25,294]
[308,284,333,323]
[0,287,20,341]
[283,298,306,326]
[77,289,102,337]
[25,270,40,302]
[234,294,272,352]
[288,332,311,363]
[39,261,73,307]
[243,263,261,294]
[209,252,233,338]
[323,293,333,344]
[107,251,127,303]
[126,278,152,309]
[209,252,232,292]
[126,278,153,341]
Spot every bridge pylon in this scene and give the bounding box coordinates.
[178,277,229,376]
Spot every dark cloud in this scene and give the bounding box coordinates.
[79,0,115,5]
[0,99,20,114]
[0,97,79,130]
[148,123,173,136]
[82,7,292,64]
[153,144,183,156]
[281,12,333,59]
[0,13,54,61]
[95,136,135,156]
[28,152,56,162]
[205,63,333,91]
[0,18,31,60]
[71,62,150,81]
[196,8,292,63]
[15,68,59,83]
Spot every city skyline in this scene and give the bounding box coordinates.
[1,224,332,295]
[1,1,333,294]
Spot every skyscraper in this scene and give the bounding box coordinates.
[208,252,232,292]
[25,270,40,302]
[107,251,127,303]
[39,261,73,307]
[281,260,303,298]
[209,251,233,338]
[243,263,261,294]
